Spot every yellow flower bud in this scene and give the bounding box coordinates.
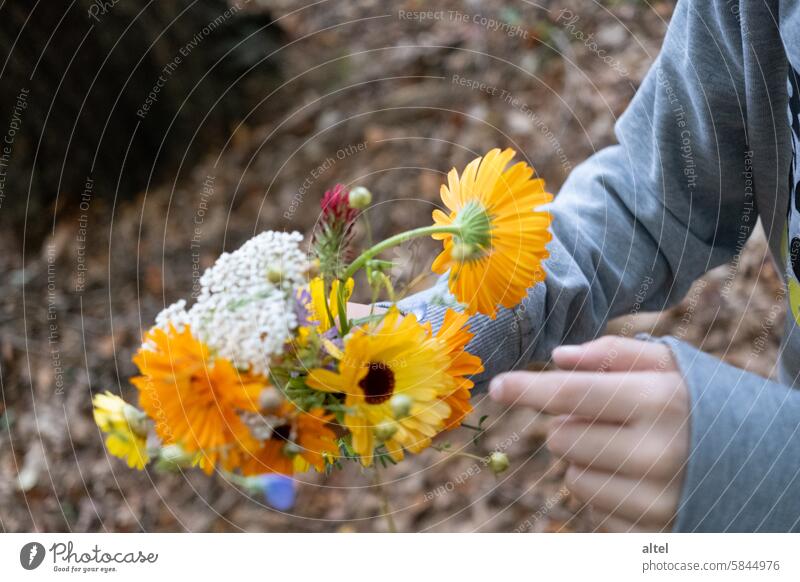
[487,451,510,474]
[122,403,149,438]
[266,267,283,284]
[450,242,480,262]
[348,186,372,210]
[305,259,321,278]
[373,421,398,442]
[390,393,413,419]
[259,387,283,411]
[155,444,195,471]
[283,441,302,457]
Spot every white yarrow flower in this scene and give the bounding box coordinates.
[153,231,308,375]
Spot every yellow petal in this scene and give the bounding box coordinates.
[306,368,346,393]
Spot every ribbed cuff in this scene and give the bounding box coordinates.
[653,336,800,532]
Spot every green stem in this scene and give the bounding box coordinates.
[342,224,462,282]
[336,283,349,335]
[459,422,485,432]
[329,224,462,336]
[322,279,337,330]
[351,313,385,326]
[432,445,487,464]
[373,463,398,533]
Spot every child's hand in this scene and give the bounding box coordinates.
[489,336,690,532]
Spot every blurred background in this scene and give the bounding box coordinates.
[0,0,783,532]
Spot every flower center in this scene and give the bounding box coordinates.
[271,424,292,441]
[359,361,395,404]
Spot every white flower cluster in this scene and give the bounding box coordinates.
[154,231,309,375]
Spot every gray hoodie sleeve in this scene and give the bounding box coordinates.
[392,1,798,531]
[397,0,752,382]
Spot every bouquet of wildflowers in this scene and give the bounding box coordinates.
[93,148,552,500]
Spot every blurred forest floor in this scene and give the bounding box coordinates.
[0,0,785,532]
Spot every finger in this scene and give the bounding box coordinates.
[553,336,675,373]
[564,465,678,527]
[346,302,385,320]
[547,416,680,479]
[589,510,660,533]
[490,370,656,423]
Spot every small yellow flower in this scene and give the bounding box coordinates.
[92,391,150,470]
[294,277,354,348]
[309,276,353,332]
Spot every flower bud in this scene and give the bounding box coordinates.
[487,451,510,474]
[348,186,372,210]
[305,259,321,278]
[155,444,195,471]
[373,421,398,442]
[283,441,302,457]
[122,403,150,438]
[259,387,283,411]
[450,242,479,262]
[390,394,413,419]
[266,267,283,284]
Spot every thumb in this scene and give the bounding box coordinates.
[552,336,670,372]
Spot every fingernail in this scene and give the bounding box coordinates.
[489,375,505,399]
[553,345,582,359]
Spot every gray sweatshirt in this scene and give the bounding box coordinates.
[393,0,800,532]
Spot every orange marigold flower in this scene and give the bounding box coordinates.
[131,325,266,474]
[430,310,484,429]
[242,404,339,476]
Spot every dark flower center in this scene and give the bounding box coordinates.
[271,424,292,442]
[359,361,395,404]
